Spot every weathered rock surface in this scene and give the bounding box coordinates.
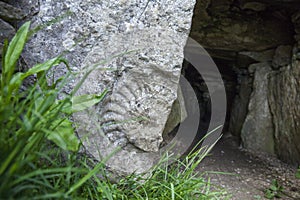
[0,0,28,69]
[241,63,275,154]
[268,60,300,165]
[272,45,292,69]
[0,18,15,57]
[5,0,39,23]
[265,9,300,165]
[190,0,294,52]
[239,49,275,63]
[22,0,196,175]
[229,74,252,137]
[0,1,25,22]
[162,87,187,140]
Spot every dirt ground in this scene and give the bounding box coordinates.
[197,135,300,200]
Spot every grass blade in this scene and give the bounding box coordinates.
[66,147,120,196]
[4,22,30,79]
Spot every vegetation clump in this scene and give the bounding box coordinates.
[296,167,300,179]
[264,180,284,199]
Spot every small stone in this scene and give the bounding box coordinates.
[239,49,275,63]
[0,1,25,22]
[272,45,292,69]
[241,2,266,12]
[0,18,15,41]
[0,18,15,67]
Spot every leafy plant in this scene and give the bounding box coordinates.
[253,195,262,200]
[0,21,105,198]
[265,179,284,199]
[120,148,228,200]
[296,166,300,179]
[75,141,229,200]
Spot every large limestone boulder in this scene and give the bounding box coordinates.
[22,0,196,175]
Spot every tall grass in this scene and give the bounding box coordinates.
[0,21,78,196]
[0,21,228,199]
[0,21,104,198]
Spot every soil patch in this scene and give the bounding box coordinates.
[197,135,300,200]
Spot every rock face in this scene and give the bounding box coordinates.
[229,73,252,138]
[0,0,39,69]
[0,1,25,22]
[241,63,274,154]
[268,60,300,165]
[20,0,196,175]
[0,1,18,66]
[0,18,15,53]
[265,12,300,165]
[190,0,294,52]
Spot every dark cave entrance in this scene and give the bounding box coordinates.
[181,0,299,158]
[181,57,238,147]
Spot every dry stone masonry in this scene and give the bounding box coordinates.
[190,0,300,165]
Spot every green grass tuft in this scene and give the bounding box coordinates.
[264,179,284,199]
[296,166,300,179]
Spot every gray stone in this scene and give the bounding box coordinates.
[268,60,300,165]
[0,1,25,22]
[292,9,300,26]
[229,74,253,137]
[241,2,267,12]
[294,11,300,47]
[0,18,15,68]
[241,63,275,154]
[162,86,187,139]
[190,1,294,52]
[209,0,234,12]
[272,45,292,69]
[6,0,40,21]
[0,18,15,42]
[239,49,275,63]
[23,0,196,175]
[294,34,300,48]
